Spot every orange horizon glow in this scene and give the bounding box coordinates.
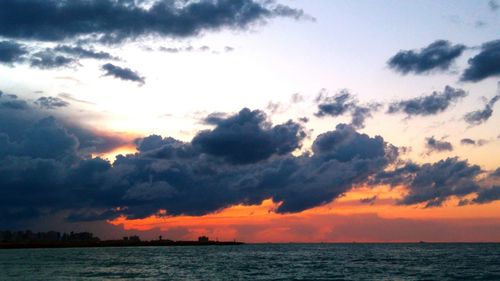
[109,186,500,243]
[94,143,138,162]
[98,137,500,243]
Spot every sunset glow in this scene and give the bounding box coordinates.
[110,187,500,242]
[1,0,500,244]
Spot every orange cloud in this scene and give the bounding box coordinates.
[109,187,500,242]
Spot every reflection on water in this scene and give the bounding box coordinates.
[1,243,500,280]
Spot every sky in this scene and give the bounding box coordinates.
[1,0,500,242]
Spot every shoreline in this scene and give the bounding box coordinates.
[0,240,244,249]
[2,241,499,250]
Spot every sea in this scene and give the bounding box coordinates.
[1,243,499,280]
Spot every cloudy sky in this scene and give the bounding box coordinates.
[1,0,500,242]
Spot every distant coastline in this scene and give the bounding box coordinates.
[0,230,243,249]
[0,240,244,249]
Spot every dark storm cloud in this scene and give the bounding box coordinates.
[473,186,500,204]
[315,90,380,129]
[0,40,27,65]
[108,122,397,216]
[377,158,482,208]
[30,50,76,69]
[367,162,420,188]
[134,134,197,159]
[192,108,305,164]
[463,93,500,126]
[0,0,307,43]
[425,136,453,154]
[34,97,70,109]
[101,63,145,85]
[53,45,116,60]
[0,94,129,154]
[0,95,133,227]
[373,157,500,208]
[0,100,400,224]
[311,124,387,162]
[1,43,115,70]
[2,99,500,226]
[387,40,466,75]
[387,86,466,117]
[461,40,500,82]
[17,117,80,160]
[136,134,171,152]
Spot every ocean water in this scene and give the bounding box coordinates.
[1,243,499,280]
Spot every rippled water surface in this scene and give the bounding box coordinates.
[1,243,499,280]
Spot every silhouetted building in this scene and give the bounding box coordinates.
[198,236,209,243]
[123,235,141,242]
[0,230,99,243]
[130,235,140,242]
